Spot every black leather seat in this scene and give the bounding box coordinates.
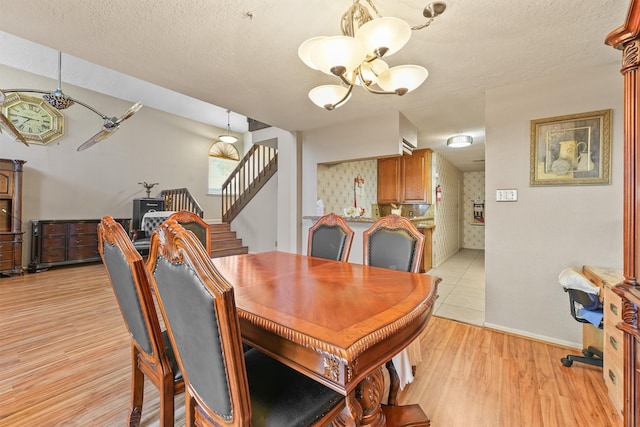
[98,216,184,427]
[146,219,346,426]
[307,212,354,262]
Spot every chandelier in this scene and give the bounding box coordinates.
[0,51,142,151]
[298,1,446,110]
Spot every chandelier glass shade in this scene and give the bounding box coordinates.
[299,0,444,110]
[0,51,142,151]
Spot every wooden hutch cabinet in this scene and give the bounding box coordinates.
[377,148,433,204]
[0,159,25,276]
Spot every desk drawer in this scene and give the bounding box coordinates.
[603,348,624,416]
[603,285,623,327]
[604,325,624,366]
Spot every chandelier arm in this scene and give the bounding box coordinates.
[411,18,435,31]
[364,0,383,18]
[329,84,355,110]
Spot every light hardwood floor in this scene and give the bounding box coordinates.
[0,263,622,427]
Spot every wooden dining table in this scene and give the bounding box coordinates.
[212,251,440,427]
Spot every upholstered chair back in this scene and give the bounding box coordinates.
[363,214,425,274]
[307,213,354,262]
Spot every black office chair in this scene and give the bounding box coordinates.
[560,288,603,368]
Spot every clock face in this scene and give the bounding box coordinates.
[1,93,64,145]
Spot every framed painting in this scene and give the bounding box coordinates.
[530,109,612,186]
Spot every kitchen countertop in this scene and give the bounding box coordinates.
[303,215,435,228]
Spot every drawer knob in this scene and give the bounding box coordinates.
[609,303,618,316]
[609,369,617,385]
[609,335,618,350]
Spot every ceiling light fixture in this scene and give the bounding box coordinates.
[298,0,446,110]
[218,109,238,143]
[447,134,473,148]
[0,51,142,151]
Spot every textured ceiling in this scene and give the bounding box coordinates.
[0,0,630,171]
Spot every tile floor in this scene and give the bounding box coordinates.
[427,248,485,326]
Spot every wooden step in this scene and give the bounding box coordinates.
[211,246,249,258]
[210,231,237,240]
[208,222,248,258]
[209,223,231,232]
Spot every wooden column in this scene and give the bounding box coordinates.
[606,2,640,425]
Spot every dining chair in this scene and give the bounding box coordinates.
[168,209,211,255]
[307,212,354,262]
[146,219,346,427]
[363,213,426,405]
[97,216,184,427]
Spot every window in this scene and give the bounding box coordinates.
[208,141,240,194]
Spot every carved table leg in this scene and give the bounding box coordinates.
[357,367,387,427]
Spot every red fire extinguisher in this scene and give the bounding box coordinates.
[436,185,442,203]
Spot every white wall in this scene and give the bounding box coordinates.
[484,62,624,347]
[1,64,231,266]
[301,112,404,218]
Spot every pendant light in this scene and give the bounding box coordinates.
[219,109,238,143]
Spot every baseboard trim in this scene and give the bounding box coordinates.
[483,322,582,350]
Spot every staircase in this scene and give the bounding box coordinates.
[209,222,249,258]
[161,187,249,257]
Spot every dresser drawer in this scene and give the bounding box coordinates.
[42,223,67,236]
[0,258,12,270]
[42,248,66,263]
[42,236,66,249]
[0,239,13,251]
[68,222,98,235]
[67,234,97,247]
[67,246,99,261]
[0,233,13,242]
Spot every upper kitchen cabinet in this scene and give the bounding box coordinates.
[402,148,432,204]
[377,156,402,204]
[377,148,432,204]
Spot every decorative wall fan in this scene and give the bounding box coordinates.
[0,51,142,151]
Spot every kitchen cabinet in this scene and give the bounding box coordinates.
[402,148,432,204]
[377,156,402,204]
[377,148,432,204]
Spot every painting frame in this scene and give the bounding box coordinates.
[530,109,612,186]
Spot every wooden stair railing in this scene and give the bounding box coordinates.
[160,188,204,218]
[222,144,277,223]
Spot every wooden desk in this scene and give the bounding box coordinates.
[582,265,625,417]
[212,251,440,427]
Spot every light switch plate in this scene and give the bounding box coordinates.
[496,189,518,202]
